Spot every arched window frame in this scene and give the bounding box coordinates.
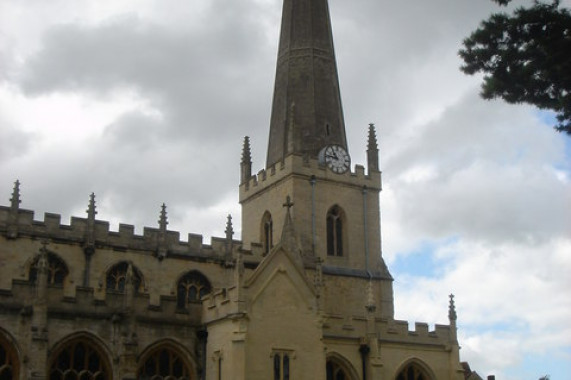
[261,211,273,255]
[48,334,112,380]
[0,330,20,380]
[395,360,435,380]
[325,354,358,380]
[28,251,68,286]
[137,342,195,380]
[326,205,345,257]
[105,261,143,294]
[176,271,212,309]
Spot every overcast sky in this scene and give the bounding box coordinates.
[1,0,570,378]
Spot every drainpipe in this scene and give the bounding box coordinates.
[310,175,317,255]
[198,330,208,380]
[359,343,370,380]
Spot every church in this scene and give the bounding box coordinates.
[0,0,471,379]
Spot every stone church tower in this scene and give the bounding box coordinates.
[0,0,468,379]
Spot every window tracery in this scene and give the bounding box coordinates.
[29,252,68,286]
[176,271,211,309]
[105,262,142,293]
[49,340,109,380]
[138,347,192,380]
[326,205,344,257]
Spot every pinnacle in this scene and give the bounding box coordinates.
[87,193,97,220]
[10,180,21,210]
[225,214,234,240]
[367,123,378,151]
[158,203,168,232]
[242,136,252,163]
[448,294,457,322]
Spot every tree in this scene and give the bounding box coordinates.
[459,0,571,134]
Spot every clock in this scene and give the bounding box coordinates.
[320,145,351,174]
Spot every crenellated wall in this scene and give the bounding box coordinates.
[0,205,246,258]
[239,153,381,201]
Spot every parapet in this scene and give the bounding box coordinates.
[0,204,246,262]
[239,154,382,202]
[380,318,454,346]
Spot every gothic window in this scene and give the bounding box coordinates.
[49,340,110,380]
[0,335,18,380]
[138,347,192,380]
[326,360,348,380]
[326,205,344,257]
[261,211,273,255]
[396,362,430,380]
[29,252,68,286]
[273,352,290,380]
[105,262,142,293]
[176,271,211,309]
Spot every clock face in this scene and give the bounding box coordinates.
[323,145,351,174]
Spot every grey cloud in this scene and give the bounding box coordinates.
[384,93,570,244]
[0,120,34,162]
[17,4,275,144]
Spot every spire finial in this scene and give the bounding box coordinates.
[225,214,234,241]
[449,294,457,322]
[279,195,303,261]
[242,136,251,163]
[367,123,379,173]
[87,193,97,221]
[283,195,294,212]
[10,180,21,210]
[367,123,378,150]
[158,203,168,232]
[241,136,253,184]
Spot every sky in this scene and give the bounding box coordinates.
[0,0,570,379]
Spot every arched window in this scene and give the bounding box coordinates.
[176,271,211,309]
[49,339,110,380]
[396,362,431,380]
[326,359,348,380]
[261,211,273,255]
[138,346,193,380]
[0,333,19,380]
[326,206,344,257]
[106,262,142,294]
[29,252,68,286]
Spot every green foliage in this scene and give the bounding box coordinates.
[459,1,571,134]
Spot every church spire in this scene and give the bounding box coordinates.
[266,0,347,167]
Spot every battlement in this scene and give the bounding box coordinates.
[239,154,381,202]
[0,204,246,260]
[202,286,242,324]
[380,319,454,346]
